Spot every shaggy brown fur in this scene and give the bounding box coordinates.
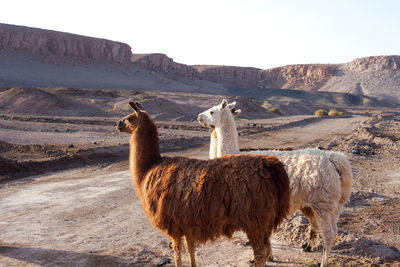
[117,102,290,267]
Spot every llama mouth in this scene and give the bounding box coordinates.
[116,121,125,132]
[197,119,208,127]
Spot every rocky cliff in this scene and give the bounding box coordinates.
[134,53,400,103]
[1,23,399,102]
[132,53,338,90]
[0,23,132,64]
[193,65,261,89]
[319,56,400,102]
[131,53,199,78]
[345,55,400,71]
[191,64,337,91]
[257,64,338,91]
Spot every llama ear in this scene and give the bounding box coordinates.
[219,99,228,110]
[227,101,236,110]
[135,102,143,110]
[129,102,140,112]
[232,109,241,117]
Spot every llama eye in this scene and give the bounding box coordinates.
[210,112,214,115]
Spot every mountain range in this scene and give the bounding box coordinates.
[1,23,399,104]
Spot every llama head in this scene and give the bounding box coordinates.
[117,102,146,134]
[197,99,241,128]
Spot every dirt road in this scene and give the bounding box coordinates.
[1,113,400,266]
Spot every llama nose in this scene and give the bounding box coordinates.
[197,115,202,123]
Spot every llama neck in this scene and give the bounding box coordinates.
[209,129,218,159]
[215,109,239,157]
[129,116,161,185]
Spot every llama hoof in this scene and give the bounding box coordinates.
[268,256,274,262]
[301,242,312,252]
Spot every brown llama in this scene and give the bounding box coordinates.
[117,102,290,267]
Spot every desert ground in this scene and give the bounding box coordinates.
[1,87,400,267]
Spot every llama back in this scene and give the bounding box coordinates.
[138,154,290,243]
[246,149,347,213]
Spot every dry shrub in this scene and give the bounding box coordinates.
[315,109,328,117]
[269,107,283,115]
[112,103,118,111]
[338,111,345,116]
[328,109,339,117]
[362,109,370,115]
[90,99,96,104]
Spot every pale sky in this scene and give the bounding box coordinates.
[1,0,400,69]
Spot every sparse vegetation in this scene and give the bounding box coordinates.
[90,99,96,104]
[362,109,370,115]
[338,111,345,116]
[315,109,328,117]
[112,103,118,111]
[269,107,283,115]
[234,116,249,121]
[328,109,339,117]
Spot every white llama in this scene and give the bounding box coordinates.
[197,99,353,267]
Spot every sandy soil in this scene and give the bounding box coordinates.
[1,108,400,267]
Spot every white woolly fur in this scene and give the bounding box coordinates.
[197,100,353,267]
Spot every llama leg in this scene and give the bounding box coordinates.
[300,207,319,252]
[316,215,337,267]
[171,237,183,267]
[246,232,268,267]
[265,233,273,262]
[248,232,273,263]
[184,236,197,267]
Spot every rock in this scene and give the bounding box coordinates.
[327,140,338,148]
[139,248,148,254]
[156,258,171,266]
[352,147,361,155]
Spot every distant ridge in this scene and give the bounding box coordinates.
[1,23,399,103]
[0,23,132,64]
[132,53,400,103]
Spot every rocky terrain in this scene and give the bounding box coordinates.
[1,23,400,266]
[1,97,399,266]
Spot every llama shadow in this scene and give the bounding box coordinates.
[0,246,153,267]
